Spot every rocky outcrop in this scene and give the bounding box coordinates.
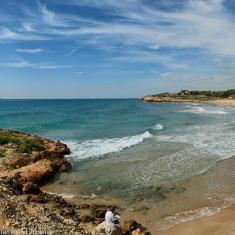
[141,96,192,103]
[0,129,71,186]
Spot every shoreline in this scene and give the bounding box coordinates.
[205,99,235,108]
[0,130,235,235]
[141,96,235,108]
[158,202,235,235]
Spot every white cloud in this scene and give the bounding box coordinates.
[17,48,43,53]
[0,27,18,40]
[52,0,235,59]
[150,45,160,50]
[22,22,35,32]
[1,60,72,69]
[1,0,235,69]
[37,0,68,27]
[0,27,47,41]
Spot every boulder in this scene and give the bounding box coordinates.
[22,182,41,195]
[132,229,146,235]
[27,194,46,203]
[12,159,55,184]
[123,220,140,234]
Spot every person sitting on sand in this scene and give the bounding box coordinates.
[105,207,122,235]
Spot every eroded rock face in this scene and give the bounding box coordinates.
[0,129,71,186]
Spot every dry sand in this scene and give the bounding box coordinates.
[207,99,235,108]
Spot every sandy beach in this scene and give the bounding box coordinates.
[155,100,235,235]
[206,99,235,108]
[157,203,235,235]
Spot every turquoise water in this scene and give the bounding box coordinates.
[1,99,235,229]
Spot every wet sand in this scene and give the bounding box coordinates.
[157,201,235,235]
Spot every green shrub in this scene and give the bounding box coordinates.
[0,132,12,144]
[18,139,44,153]
[0,132,44,153]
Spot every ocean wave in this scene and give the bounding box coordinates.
[64,131,153,160]
[180,106,228,114]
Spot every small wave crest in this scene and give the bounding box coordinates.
[181,106,228,114]
[64,131,152,160]
[153,124,164,130]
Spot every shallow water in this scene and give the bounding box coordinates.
[0,99,235,230]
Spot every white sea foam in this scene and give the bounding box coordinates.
[65,131,153,160]
[180,106,228,114]
[153,124,164,130]
[155,124,235,159]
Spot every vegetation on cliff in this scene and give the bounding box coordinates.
[0,132,44,153]
[142,89,235,102]
[147,89,235,100]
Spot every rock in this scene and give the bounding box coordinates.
[80,215,93,223]
[51,158,72,172]
[5,221,10,226]
[63,218,75,225]
[11,179,23,194]
[4,155,32,169]
[90,205,110,219]
[22,182,41,195]
[12,159,55,184]
[132,229,146,235]
[123,220,141,234]
[93,217,104,226]
[27,194,46,203]
[60,207,76,217]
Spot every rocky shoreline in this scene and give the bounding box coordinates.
[141,96,235,108]
[0,130,149,235]
[141,96,197,103]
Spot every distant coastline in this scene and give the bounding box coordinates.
[141,89,235,108]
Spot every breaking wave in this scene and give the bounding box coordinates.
[64,131,153,160]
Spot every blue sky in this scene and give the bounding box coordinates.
[0,0,235,98]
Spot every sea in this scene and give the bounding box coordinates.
[0,99,235,231]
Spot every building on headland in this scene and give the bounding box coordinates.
[179,90,190,96]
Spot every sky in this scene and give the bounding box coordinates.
[0,0,235,98]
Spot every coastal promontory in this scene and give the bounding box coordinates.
[141,89,235,106]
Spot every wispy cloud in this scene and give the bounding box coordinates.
[21,22,35,32]
[1,60,72,69]
[1,0,235,74]
[0,27,47,41]
[16,48,43,53]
